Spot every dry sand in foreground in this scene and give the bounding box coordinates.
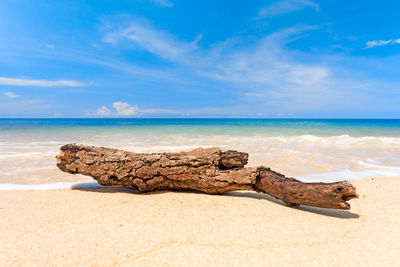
[1,177,399,266]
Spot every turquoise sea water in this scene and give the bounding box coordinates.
[1,118,400,136]
[1,119,400,188]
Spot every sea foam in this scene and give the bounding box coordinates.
[1,132,400,187]
[297,169,400,182]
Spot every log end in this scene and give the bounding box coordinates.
[335,181,359,209]
[255,168,359,210]
[56,143,82,174]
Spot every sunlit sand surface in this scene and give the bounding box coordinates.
[1,177,399,266]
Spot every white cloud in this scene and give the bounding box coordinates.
[257,0,319,18]
[95,106,112,116]
[3,92,20,98]
[99,18,399,117]
[0,77,89,87]
[151,0,173,7]
[46,44,55,49]
[366,38,400,48]
[103,21,200,62]
[206,26,329,93]
[76,56,185,84]
[112,101,138,116]
[102,20,325,92]
[102,22,331,104]
[93,103,188,117]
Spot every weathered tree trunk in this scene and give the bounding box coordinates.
[56,144,358,210]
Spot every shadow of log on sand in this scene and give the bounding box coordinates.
[71,184,360,219]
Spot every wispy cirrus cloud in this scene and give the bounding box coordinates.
[0,77,89,87]
[207,26,329,93]
[3,92,20,98]
[366,38,400,48]
[103,18,201,62]
[98,16,399,117]
[257,0,319,18]
[150,0,173,7]
[101,20,332,103]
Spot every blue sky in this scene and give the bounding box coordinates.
[1,0,399,118]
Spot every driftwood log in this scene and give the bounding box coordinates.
[56,144,358,210]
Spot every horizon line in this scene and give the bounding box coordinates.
[1,117,400,120]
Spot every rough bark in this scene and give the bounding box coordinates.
[56,144,358,210]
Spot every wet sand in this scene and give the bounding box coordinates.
[1,177,399,266]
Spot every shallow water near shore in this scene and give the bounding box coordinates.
[1,119,400,188]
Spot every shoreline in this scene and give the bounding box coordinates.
[1,177,399,266]
[2,133,400,185]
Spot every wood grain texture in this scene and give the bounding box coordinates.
[56,144,358,209]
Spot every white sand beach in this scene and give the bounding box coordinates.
[1,177,399,266]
